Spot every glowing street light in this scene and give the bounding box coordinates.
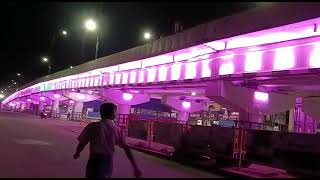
[84,18,99,60]
[41,57,51,74]
[84,19,97,31]
[42,57,49,62]
[0,94,4,99]
[144,32,151,40]
[17,73,21,76]
[70,66,73,69]
[62,30,67,36]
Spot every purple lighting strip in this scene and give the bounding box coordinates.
[2,17,320,104]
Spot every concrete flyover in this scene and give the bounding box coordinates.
[2,2,320,134]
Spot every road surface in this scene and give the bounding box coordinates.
[0,110,224,178]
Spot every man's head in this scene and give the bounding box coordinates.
[100,103,117,120]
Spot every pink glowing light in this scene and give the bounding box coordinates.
[201,60,211,78]
[123,93,133,101]
[220,53,235,60]
[185,62,197,79]
[142,55,173,68]
[171,63,181,80]
[119,61,142,71]
[182,101,191,109]
[99,65,119,73]
[158,66,168,81]
[174,47,214,62]
[147,68,156,82]
[16,102,20,105]
[273,47,295,70]
[219,61,235,75]
[130,71,137,84]
[27,99,32,102]
[88,90,93,94]
[204,41,226,51]
[109,74,115,85]
[69,100,74,104]
[40,96,46,101]
[138,71,144,83]
[94,77,100,86]
[245,51,262,72]
[54,94,60,99]
[71,89,75,92]
[76,94,85,100]
[115,73,121,84]
[309,43,320,68]
[121,72,128,84]
[254,91,269,102]
[85,78,90,87]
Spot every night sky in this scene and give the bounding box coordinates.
[0,2,260,94]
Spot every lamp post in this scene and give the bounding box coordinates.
[84,19,99,60]
[144,32,151,40]
[42,57,51,74]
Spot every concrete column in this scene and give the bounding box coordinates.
[20,103,26,112]
[73,101,83,113]
[52,99,60,114]
[288,108,294,132]
[116,104,131,125]
[15,102,21,112]
[71,101,83,120]
[26,102,31,110]
[117,104,131,115]
[248,112,264,129]
[38,101,44,112]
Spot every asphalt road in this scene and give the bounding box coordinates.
[0,111,224,178]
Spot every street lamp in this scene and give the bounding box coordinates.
[42,57,51,74]
[84,18,99,60]
[17,73,21,76]
[42,57,48,62]
[62,30,67,36]
[84,19,97,31]
[144,32,151,40]
[70,66,73,69]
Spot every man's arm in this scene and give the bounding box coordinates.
[73,142,87,159]
[122,145,142,178]
[73,125,91,159]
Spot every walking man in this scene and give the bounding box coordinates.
[73,103,142,178]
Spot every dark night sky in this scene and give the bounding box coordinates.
[0,2,260,93]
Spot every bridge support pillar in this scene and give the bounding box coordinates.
[72,101,84,120]
[52,99,60,116]
[20,102,26,112]
[288,108,295,132]
[15,102,21,112]
[162,96,204,123]
[38,101,44,112]
[117,104,131,115]
[205,80,296,129]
